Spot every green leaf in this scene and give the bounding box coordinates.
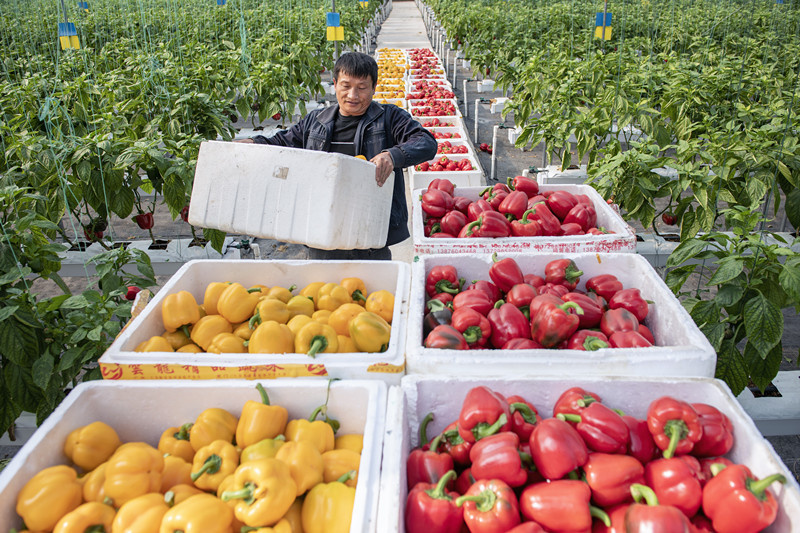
[4,362,40,413]
[0,318,40,366]
[666,239,706,268]
[665,264,696,293]
[743,292,783,355]
[58,348,84,372]
[744,341,782,393]
[87,325,103,342]
[204,228,226,254]
[785,188,800,230]
[31,354,54,390]
[0,306,19,323]
[690,300,720,327]
[708,256,744,286]
[0,370,22,435]
[716,283,744,308]
[700,322,726,352]
[777,160,796,187]
[779,257,800,303]
[60,295,90,310]
[715,339,749,395]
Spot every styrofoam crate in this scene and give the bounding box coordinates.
[406,253,716,377]
[434,139,474,156]
[100,259,409,383]
[538,164,590,185]
[375,98,406,109]
[189,141,392,250]
[413,184,636,255]
[406,79,452,93]
[0,379,387,533]
[490,97,509,114]
[377,376,800,532]
[420,125,468,141]
[477,79,495,92]
[416,118,460,129]
[408,69,445,78]
[409,155,484,190]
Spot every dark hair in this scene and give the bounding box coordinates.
[333,52,379,88]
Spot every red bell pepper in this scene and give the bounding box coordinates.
[520,480,610,532]
[527,194,546,209]
[455,468,476,495]
[609,330,653,348]
[527,201,562,235]
[439,210,468,236]
[502,338,544,349]
[489,253,525,293]
[457,386,512,443]
[456,479,521,533]
[524,273,546,288]
[563,202,597,231]
[488,303,531,348]
[428,178,455,196]
[592,504,630,533]
[566,329,609,351]
[608,288,650,322]
[553,387,602,418]
[481,184,510,210]
[560,222,584,236]
[467,198,494,222]
[698,457,734,486]
[133,212,154,230]
[407,413,455,490]
[498,190,529,220]
[646,396,702,458]
[585,274,624,301]
[424,325,469,350]
[424,217,442,237]
[531,298,583,348]
[529,417,588,480]
[426,265,462,297]
[690,403,734,457]
[626,484,693,532]
[508,175,540,197]
[690,514,715,533]
[423,299,453,338]
[702,463,786,533]
[583,453,645,507]
[180,205,190,222]
[465,279,503,302]
[405,470,463,533]
[440,421,472,466]
[422,188,455,218]
[645,457,703,518]
[507,523,547,533]
[469,432,529,487]
[508,396,540,441]
[600,308,640,337]
[622,415,657,465]
[431,231,455,238]
[429,292,454,308]
[587,226,611,235]
[461,211,511,238]
[562,292,604,328]
[546,189,580,220]
[537,282,570,298]
[544,259,584,290]
[510,209,544,237]
[506,283,539,317]
[451,307,492,348]
[453,289,495,316]
[558,402,629,454]
[638,324,655,344]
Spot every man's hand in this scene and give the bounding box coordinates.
[234,138,255,144]
[371,151,395,187]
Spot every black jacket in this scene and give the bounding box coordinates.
[253,101,437,246]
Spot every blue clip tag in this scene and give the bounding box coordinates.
[58,22,78,36]
[78,1,89,9]
[326,12,340,27]
[595,12,612,26]
[217,0,226,5]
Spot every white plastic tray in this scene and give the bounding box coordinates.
[406,253,716,377]
[0,379,387,533]
[100,259,409,383]
[412,184,636,254]
[377,376,800,532]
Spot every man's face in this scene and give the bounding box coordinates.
[334,72,375,116]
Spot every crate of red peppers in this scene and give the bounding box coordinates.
[406,252,716,377]
[409,157,484,190]
[376,376,800,532]
[412,178,636,255]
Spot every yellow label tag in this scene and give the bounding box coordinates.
[366,362,405,374]
[101,362,329,380]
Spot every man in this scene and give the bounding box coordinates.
[238,52,437,260]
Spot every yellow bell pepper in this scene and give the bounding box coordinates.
[250,298,291,327]
[197,305,207,319]
[189,407,238,451]
[264,284,296,304]
[233,321,254,341]
[236,383,289,448]
[322,449,360,487]
[279,500,304,533]
[328,303,365,337]
[315,283,352,312]
[285,405,337,455]
[218,282,262,324]
[160,493,234,533]
[294,322,338,357]
[365,289,394,324]
[162,329,193,350]
[164,483,204,506]
[275,440,324,496]
[135,335,174,352]
[161,290,201,335]
[251,284,270,294]
[189,314,233,351]
[208,332,247,353]
[203,281,231,315]
[103,442,164,506]
[63,420,121,472]
[286,315,313,337]
[340,277,367,306]
[299,281,326,305]
[349,311,391,353]
[336,335,357,353]
[239,435,286,464]
[161,455,194,492]
[81,461,108,503]
[158,423,195,463]
[215,474,247,533]
[287,295,315,318]
[239,518,293,533]
[190,439,239,492]
[334,434,363,454]
[112,492,169,533]
[311,309,332,324]
[301,472,356,533]
[16,465,83,531]
[248,321,294,354]
[176,343,203,353]
[220,459,297,527]
[53,501,115,533]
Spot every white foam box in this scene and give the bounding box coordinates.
[420,125,468,140]
[189,141,393,250]
[406,252,716,377]
[377,376,800,532]
[0,379,387,533]
[100,259,409,383]
[408,155,484,190]
[414,118,460,129]
[476,79,495,92]
[406,79,452,93]
[412,184,636,255]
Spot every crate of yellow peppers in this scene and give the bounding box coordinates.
[99,260,410,382]
[0,379,387,532]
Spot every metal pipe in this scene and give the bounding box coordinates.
[490,125,499,182]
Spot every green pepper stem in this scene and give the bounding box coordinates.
[164,490,175,507]
[256,382,270,405]
[520,209,536,223]
[307,335,329,357]
[748,473,787,498]
[462,325,482,344]
[85,526,106,533]
[506,177,515,189]
[557,413,582,423]
[662,419,688,459]
[591,505,611,527]
[288,284,297,292]
[630,483,659,506]
[180,324,192,338]
[493,299,505,309]
[190,454,221,481]
[336,470,356,484]
[248,308,261,329]
[584,336,609,351]
[567,469,580,480]
[472,413,508,441]
[509,403,538,424]
[492,252,500,263]
[429,432,445,452]
[519,450,535,470]
[309,405,326,422]
[352,289,367,302]
[455,488,497,513]
[221,481,256,504]
[426,470,457,501]
[560,301,585,316]
[427,299,447,312]
[247,287,262,293]
[709,462,728,477]
[419,412,434,446]
[435,278,460,295]
[443,428,464,445]
[174,422,193,440]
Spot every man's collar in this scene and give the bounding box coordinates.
[317,101,385,124]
